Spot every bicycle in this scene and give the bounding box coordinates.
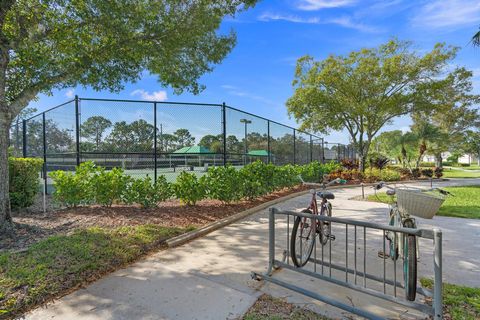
[373,181,451,301]
[290,175,346,268]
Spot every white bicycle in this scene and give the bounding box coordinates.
[373,181,451,301]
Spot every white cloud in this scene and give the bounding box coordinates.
[327,16,379,33]
[258,12,380,33]
[296,0,357,11]
[65,89,75,98]
[130,89,168,101]
[258,13,320,24]
[411,0,480,29]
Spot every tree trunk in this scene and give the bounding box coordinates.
[477,151,480,166]
[434,153,443,168]
[359,154,366,172]
[0,113,13,231]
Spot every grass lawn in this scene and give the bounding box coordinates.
[367,186,480,219]
[442,169,480,178]
[445,165,480,171]
[243,294,328,320]
[0,224,189,318]
[421,278,480,320]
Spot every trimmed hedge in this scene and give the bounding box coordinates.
[9,157,43,209]
[50,160,344,208]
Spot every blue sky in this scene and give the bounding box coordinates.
[28,0,480,144]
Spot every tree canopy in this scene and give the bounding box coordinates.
[286,39,458,171]
[0,0,258,229]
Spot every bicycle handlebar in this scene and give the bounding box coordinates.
[373,181,453,196]
[297,175,347,188]
[372,181,394,190]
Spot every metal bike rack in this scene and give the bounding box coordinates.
[252,208,443,320]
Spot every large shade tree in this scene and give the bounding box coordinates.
[286,39,458,172]
[0,0,258,230]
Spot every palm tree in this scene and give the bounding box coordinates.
[472,27,480,47]
[411,121,441,169]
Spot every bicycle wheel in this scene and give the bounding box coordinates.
[291,209,316,267]
[403,219,417,301]
[319,202,332,246]
[388,209,399,261]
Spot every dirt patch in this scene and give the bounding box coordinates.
[2,185,308,252]
[243,294,328,319]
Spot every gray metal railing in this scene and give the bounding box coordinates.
[252,208,443,320]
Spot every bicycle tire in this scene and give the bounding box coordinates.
[319,202,332,246]
[291,209,316,267]
[403,219,417,301]
[388,209,399,261]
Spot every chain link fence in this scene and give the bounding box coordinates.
[9,97,357,193]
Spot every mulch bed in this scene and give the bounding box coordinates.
[1,185,309,253]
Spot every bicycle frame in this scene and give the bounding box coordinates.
[305,190,328,222]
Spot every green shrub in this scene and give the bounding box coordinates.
[273,164,300,189]
[364,168,400,182]
[124,175,172,208]
[297,161,323,182]
[8,157,43,209]
[50,162,98,207]
[420,162,435,167]
[203,165,242,204]
[239,161,275,200]
[323,161,342,174]
[91,167,132,206]
[297,161,340,183]
[173,171,205,205]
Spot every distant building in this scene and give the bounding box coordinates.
[422,152,479,165]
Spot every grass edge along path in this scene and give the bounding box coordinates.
[442,169,480,178]
[0,224,191,319]
[366,185,480,219]
[421,278,480,320]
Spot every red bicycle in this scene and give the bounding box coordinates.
[291,176,345,267]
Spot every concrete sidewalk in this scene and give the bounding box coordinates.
[25,179,480,320]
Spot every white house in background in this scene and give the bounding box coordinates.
[423,152,479,165]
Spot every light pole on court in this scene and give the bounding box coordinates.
[240,118,252,165]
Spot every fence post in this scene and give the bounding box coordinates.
[293,129,296,165]
[310,135,313,163]
[267,207,276,275]
[74,95,80,166]
[321,137,325,163]
[154,102,157,183]
[22,119,27,157]
[267,120,271,163]
[433,229,443,320]
[42,113,48,195]
[222,102,227,166]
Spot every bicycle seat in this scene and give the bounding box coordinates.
[386,190,396,196]
[317,191,335,199]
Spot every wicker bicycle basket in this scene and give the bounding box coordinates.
[396,188,445,219]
